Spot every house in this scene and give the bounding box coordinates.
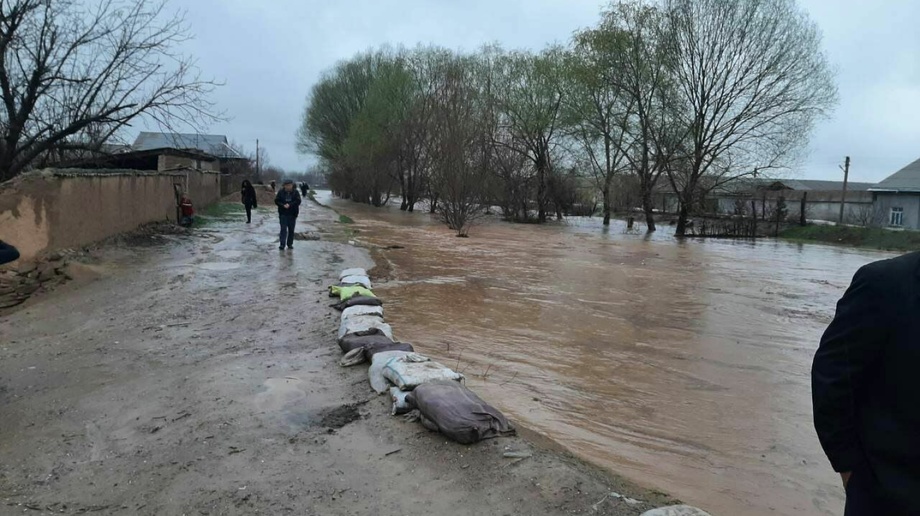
[133,132,241,160]
[54,147,221,173]
[870,157,920,230]
[133,132,251,195]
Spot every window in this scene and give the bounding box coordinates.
[890,207,904,227]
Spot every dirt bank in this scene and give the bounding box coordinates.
[0,200,674,515]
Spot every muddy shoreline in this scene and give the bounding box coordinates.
[0,200,677,515]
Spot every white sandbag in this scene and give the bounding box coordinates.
[340,275,372,289]
[339,268,367,280]
[382,353,464,390]
[641,506,712,516]
[390,386,414,415]
[339,348,366,367]
[341,305,383,320]
[338,316,394,342]
[368,351,412,394]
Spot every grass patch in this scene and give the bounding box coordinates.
[781,224,920,252]
[192,202,246,227]
[338,214,354,224]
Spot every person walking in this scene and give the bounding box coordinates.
[274,179,302,250]
[812,251,920,515]
[299,182,309,197]
[241,180,258,223]
[0,240,19,265]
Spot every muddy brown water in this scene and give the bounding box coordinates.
[321,192,898,516]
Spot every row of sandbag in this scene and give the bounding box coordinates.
[329,268,515,445]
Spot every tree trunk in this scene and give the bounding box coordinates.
[429,194,439,214]
[602,186,611,226]
[675,204,690,236]
[641,190,657,232]
[799,192,807,226]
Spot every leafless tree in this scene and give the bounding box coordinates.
[661,0,837,236]
[0,0,221,182]
[430,56,491,237]
[848,203,885,228]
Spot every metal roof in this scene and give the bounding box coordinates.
[871,157,920,192]
[133,132,242,159]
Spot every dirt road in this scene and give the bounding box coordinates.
[0,200,672,515]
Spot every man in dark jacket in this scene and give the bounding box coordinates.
[274,179,302,250]
[0,240,19,265]
[812,251,920,515]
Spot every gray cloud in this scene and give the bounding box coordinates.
[178,0,920,183]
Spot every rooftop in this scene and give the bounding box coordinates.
[871,157,920,192]
[133,132,242,159]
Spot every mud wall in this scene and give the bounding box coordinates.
[0,168,221,260]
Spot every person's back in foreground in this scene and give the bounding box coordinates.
[274,180,301,250]
[812,251,920,515]
[0,240,19,265]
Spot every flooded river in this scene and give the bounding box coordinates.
[322,193,896,516]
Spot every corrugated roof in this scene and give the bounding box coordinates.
[783,179,875,192]
[133,132,241,159]
[873,157,920,192]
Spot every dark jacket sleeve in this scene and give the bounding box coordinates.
[0,241,20,265]
[292,190,302,208]
[812,264,888,473]
[274,190,285,207]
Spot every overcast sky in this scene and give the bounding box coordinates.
[176,0,920,183]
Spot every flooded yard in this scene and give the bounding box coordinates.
[324,193,897,516]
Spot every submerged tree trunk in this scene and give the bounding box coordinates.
[602,186,612,226]
[642,191,657,232]
[675,203,690,237]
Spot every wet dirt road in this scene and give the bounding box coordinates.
[0,200,673,516]
[326,193,899,516]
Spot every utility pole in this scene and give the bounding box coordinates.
[838,156,850,224]
[255,139,261,181]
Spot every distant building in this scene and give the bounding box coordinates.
[132,132,242,160]
[133,132,251,195]
[54,147,220,173]
[870,157,920,230]
[652,177,874,223]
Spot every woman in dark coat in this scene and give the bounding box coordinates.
[241,180,258,223]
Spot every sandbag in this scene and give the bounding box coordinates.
[339,275,372,289]
[338,315,394,342]
[339,333,395,354]
[340,348,366,367]
[368,351,412,394]
[341,305,383,320]
[329,285,376,301]
[364,341,414,360]
[390,387,415,415]
[331,295,383,311]
[381,353,463,391]
[339,268,367,280]
[407,380,515,444]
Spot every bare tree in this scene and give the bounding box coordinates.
[848,203,885,228]
[662,0,837,236]
[430,56,491,237]
[0,0,221,181]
